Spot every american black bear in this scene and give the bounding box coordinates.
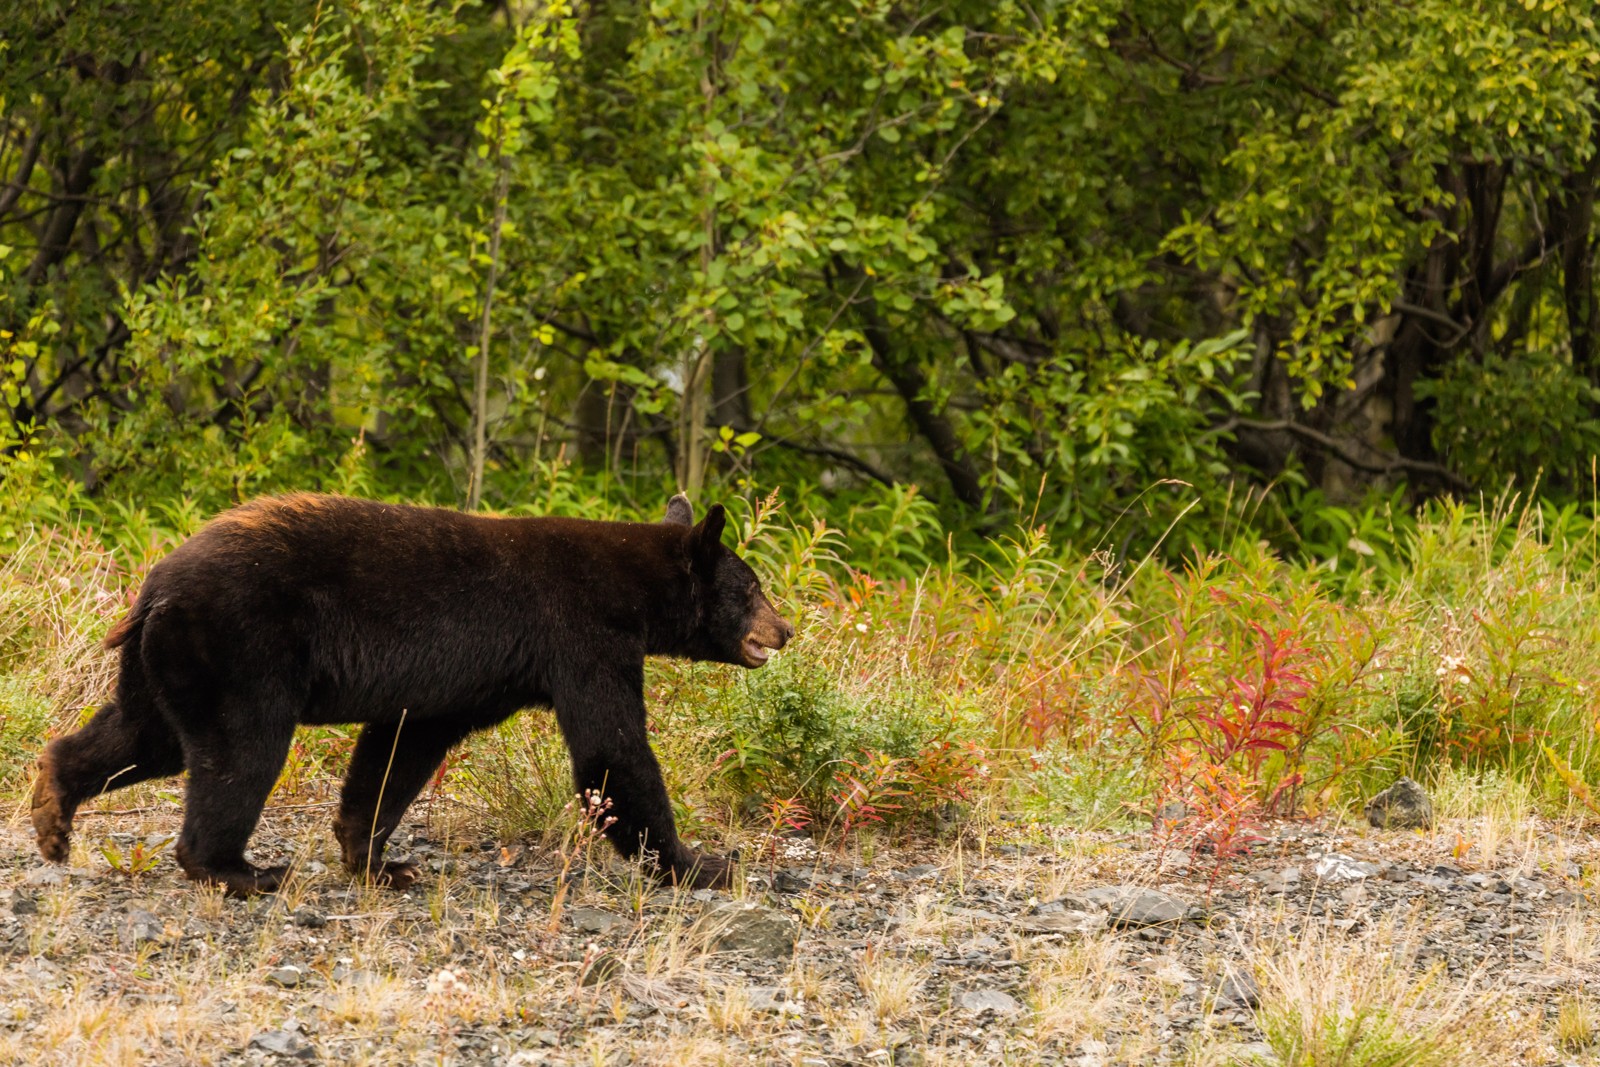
[31,493,792,896]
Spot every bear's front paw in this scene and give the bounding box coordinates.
[668,849,736,891]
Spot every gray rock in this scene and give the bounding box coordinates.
[747,986,804,1014]
[267,965,303,988]
[1463,873,1512,895]
[248,1029,317,1060]
[24,868,67,887]
[1248,867,1301,893]
[10,894,37,917]
[122,910,164,949]
[571,908,628,936]
[956,989,1023,1014]
[1314,854,1381,882]
[578,950,621,986]
[1214,966,1261,1008]
[1039,891,1098,914]
[291,908,326,929]
[1083,886,1188,928]
[935,903,1011,923]
[1018,911,1107,936]
[705,902,798,959]
[773,869,813,893]
[1410,872,1452,891]
[1364,776,1434,830]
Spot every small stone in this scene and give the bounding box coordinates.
[1083,886,1189,928]
[956,989,1022,1014]
[748,986,804,1014]
[267,965,303,988]
[1019,911,1107,936]
[23,868,67,887]
[291,908,326,929]
[1214,966,1261,1008]
[1314,854,1381,882]
[1076,1037,1110,1066]
[11,895,38,917]
[122,910,164,949]
[570,908,627,936]
[1364,777,1434,830]
[248,1028,316,1059]
[578,951,621,987]
[773,869,813,893]
[1249,867,1301,893]
[705,902,798,959]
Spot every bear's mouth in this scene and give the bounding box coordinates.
[741,635,778,668]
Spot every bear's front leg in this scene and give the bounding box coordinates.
[553,669,735,891]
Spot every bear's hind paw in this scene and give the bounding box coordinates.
[668,850,736,891]
[30,756,72,864]
[358,860,421,891]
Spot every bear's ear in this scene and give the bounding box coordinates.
[690,503,727,564]
[663,493,694,526]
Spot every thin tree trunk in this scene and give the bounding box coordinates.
[835,259,986,510]
[711,347,751,428]
[468,152,509,511]
[677,11,718,498]
[1554,133,1600,381]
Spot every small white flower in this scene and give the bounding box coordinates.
[855,622,869,633]
[425,968,468,995]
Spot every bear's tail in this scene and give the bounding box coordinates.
[103,597,151,650]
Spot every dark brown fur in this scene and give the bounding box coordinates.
[32,493,792,896]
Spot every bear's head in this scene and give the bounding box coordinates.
[664,494,794,668]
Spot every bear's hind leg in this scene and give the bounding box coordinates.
[33,687,185,864]
[173,713,296,897]
[334,718,475,890]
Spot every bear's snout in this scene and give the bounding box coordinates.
[740,606,794,668]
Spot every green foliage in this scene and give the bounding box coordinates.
[1420,347,1600,494]
[708,656,976,835]
[6,0,1597,543]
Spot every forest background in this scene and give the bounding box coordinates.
[4,0,1600,842]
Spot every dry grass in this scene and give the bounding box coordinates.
[1249,917,1535,1067]
[853,943,929,1024]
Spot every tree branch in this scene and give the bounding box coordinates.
[1218,417,1471,493]
[0,122,43,220]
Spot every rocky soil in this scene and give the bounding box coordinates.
[0,800,1596,1066]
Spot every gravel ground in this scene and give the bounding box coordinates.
[0,800,1596,1066]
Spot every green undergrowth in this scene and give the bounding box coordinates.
[1,482,1598,860]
